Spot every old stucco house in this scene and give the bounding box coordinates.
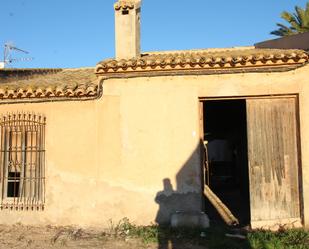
[0,0,308,229]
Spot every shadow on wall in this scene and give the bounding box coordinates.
[155,142,203,226]
[153,142,252,249]
[154,142,203,249]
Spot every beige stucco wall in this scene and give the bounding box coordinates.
[0,64,308,228]
[0,89,202,227]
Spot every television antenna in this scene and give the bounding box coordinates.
[0,42,33,68]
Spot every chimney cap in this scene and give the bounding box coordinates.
[114,0,141,11]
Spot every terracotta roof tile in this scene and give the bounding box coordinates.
[96,48,309,75]
[114,1,134,10]
[114,1,138,11]
[0,68,99,101]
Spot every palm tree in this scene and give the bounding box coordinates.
[271,2,309,37]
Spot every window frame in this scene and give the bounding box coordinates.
[0,113,46,211]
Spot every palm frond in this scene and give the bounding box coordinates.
[281,11,296,23]
[270,23,296,36]
[295,6,305,27]
[304,3,309,27]
[271,1,309,36]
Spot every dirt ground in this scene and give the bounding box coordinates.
[0,224,207,249]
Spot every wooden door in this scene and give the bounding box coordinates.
[246,97,301,228]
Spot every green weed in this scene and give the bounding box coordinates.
[106,218,158,243]
[106,218,309,248]
[248,228,309,249]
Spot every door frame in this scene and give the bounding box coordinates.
[198,94,304,227]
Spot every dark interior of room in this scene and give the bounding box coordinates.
[203,99,250,226]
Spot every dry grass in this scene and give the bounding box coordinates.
[0,220,308,249]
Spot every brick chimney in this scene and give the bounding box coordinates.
[114,0,141,60]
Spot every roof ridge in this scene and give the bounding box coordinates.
[96,48,309,74]
[144,46,256,55]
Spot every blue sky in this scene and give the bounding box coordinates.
[1,0,308,68]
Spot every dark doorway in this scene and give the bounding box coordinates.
[203,99,250,225]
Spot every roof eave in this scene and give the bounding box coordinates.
[96,49,309,77]
[96,61,309,78]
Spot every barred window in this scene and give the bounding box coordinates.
[0,113,45,210]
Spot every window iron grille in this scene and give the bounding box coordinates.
[0,113,45,210]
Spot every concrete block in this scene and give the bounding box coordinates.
[170,211,210,229]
